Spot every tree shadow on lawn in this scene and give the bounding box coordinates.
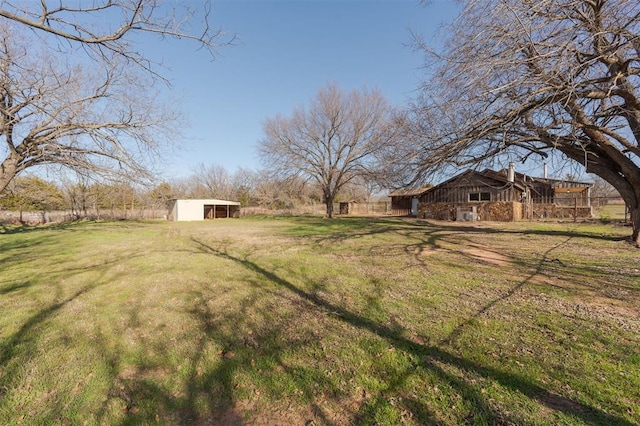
[0,229,69,269]
[313,218,640,309]
[285,216,420,244]
[0,251,150,299]
[0,220,156,235]
[414,218,629,241]
[0,285,98,369]
[89,297,253,426]
[294,216,629,245]
[0,222,77,235]
[6,217,628,425]
[442,236,575,345]
[353,218,640,301]
[291,218,633,286]
[0,221,139,288]
[0,245,146,363]
[90,266,328,425]
[0,248,159,424]
[188,237,633,426]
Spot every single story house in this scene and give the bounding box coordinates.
[388,186,431,216]
[168,199,241,221]
[418,166,593,221]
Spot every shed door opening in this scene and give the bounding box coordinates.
[204,204,230,219]
[204,205,215,219]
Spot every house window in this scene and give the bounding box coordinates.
[469,192,491,202]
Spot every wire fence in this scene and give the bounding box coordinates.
[0,198,630,226]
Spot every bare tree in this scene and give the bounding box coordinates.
[148,181,174,208]
[60,173,93,219]
[0,1,231,194]
[0,0,229,77]
[0,23,178,193]
[231,167,258,206]
[244,171,321,210]
[258,84,399,218]
[340,175,380,203]
[188,163,235,200]
[412,0,640,244]
[591,175,621,198]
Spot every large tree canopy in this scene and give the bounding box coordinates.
[0,23,177,192]
[0,1,230,193]
[258,84,399,218]
[0,0,229,76]
[412,0,640,243]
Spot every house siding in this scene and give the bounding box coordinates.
[417,169,593,222]
[419,201,522,221]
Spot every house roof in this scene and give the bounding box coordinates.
[388,186,431,197]
[422,168,592,195]
[509,171,592,188]
[424,169,527,194]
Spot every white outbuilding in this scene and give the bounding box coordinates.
[167,199,241,221]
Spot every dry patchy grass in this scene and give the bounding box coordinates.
[0,217,638,425]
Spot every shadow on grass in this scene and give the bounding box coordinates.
[443,235,575,345]
[318,218,639,306]
[0,285,98,368]
[3,218,633,424]
[312,217,638,298]
[90,265,323,425]
[189,237,633,426]
[0,219,157,235]
[285,216,415,241]
[0,246,155,425]
[90,301,251,426]
[346,216,628,241]
[0,221,77,235]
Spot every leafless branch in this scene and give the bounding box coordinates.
[411,0,640,242]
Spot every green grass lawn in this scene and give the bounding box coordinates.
[594,204,627,221]
[1,217,639,425]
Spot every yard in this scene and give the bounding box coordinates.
[594,203,628,221]
[0,217,638,425]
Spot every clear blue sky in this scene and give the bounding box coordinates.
[153,0,460,179]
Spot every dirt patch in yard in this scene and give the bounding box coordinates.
[419,243,512,267]
[460,246,512,267]
[193,397,358,426]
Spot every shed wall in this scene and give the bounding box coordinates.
[169,199,241,221]
[175,200,206,221]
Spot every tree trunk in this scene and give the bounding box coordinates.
[583,162,640,246]
[81,194,87,218]
[324,192,335,219]
[616,190,640,247]
[0,155,19,194]
[325,200,334,218]
[630,204,640,246]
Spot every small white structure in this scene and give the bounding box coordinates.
[168,199,241,221]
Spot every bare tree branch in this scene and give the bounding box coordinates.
[0,23,178,193]
[258,84,400,218]
[411,0,640,243]
[0,0,234,79]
